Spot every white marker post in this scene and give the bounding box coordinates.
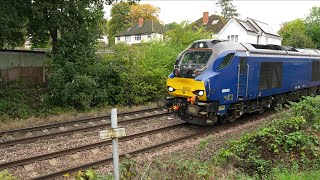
[111,108,120,180]
[99,109,126,180]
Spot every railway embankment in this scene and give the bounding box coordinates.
[82,96,319,179]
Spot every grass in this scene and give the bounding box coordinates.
[274,168,320,180]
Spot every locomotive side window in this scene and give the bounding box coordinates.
[218,53,234,69]
[312,61,320,81]
[259,62,283,90]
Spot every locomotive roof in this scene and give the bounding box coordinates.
[192,39,320,58]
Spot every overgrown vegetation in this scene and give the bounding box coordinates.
[0,22,210,119]
[92,96,320,179]
[0,170,16,180]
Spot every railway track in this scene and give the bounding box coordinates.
[0,108,168,147]
[22,111,273,180]
[0,122,186,170]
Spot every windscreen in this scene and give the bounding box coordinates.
[175,49,213,78]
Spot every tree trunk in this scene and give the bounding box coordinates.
[50,28,58,54]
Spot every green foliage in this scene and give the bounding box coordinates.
[291,96,320,125]
[0,0,28,49]
[46,0,104,109]
[101,41,180,105]
[216,97,320,177]
[278,19,316,48]
[152,159,211,179]
[0,170,16,180]
[166,21,211,48]
[273,168,320,180]
[120,158,138,179]
[216,0,239,20]
[306,6,320,48]
[165,22,179,31]
[0,83,38,119]
[107,2,132,45]
[74,169,110,180]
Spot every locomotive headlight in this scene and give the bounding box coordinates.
[198,90,204,96]
[168,86,175,92]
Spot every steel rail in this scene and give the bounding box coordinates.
[0,107,163,137]
[0,112,169,147]
[0,123,186,170]
[32,110,275,180]
[32,127,211,180]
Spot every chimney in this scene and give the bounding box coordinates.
[203,12,209,25]
[138,17,144,27]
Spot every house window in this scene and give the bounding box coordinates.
[117,37,120,41]
[135,35,141,41]
[125,36,131,42]
[228,35,238,42]
[235,35,238,42]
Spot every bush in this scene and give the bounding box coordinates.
[0,83,39,119]
[291,96,320,125]
[216,98,320,177]
[0,170,16,180]
[46,21,210,110]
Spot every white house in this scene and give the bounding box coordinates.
[98,35,109,46]
[115,18,166,45]
[218,18,282,45]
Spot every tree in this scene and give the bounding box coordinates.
[216,0,239,20]
[166,21,211,48]
[0,0,28,49]
[47,0,105,108]
[305,6,320,48]
[129,3,160,23]
[165,22,179,31]
[278,19,316,48]
[107,2,132,45]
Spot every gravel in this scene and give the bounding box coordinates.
[0,113,179,163]
[7,123,193,179]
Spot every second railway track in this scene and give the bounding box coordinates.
[0,108,168,147]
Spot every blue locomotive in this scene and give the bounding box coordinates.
[163,39,320,125]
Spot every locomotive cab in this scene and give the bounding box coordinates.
[163,40,226,125]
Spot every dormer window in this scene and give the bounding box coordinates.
[212,20,219,25]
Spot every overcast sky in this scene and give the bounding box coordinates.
[104,0,320,31]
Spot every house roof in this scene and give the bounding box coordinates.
[115,19,166,37]
[192,14,228,34]
[218,17,281,39]
[247,18,281,37]
[233,18,259,35]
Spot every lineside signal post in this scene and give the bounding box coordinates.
[99,108,126,180]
